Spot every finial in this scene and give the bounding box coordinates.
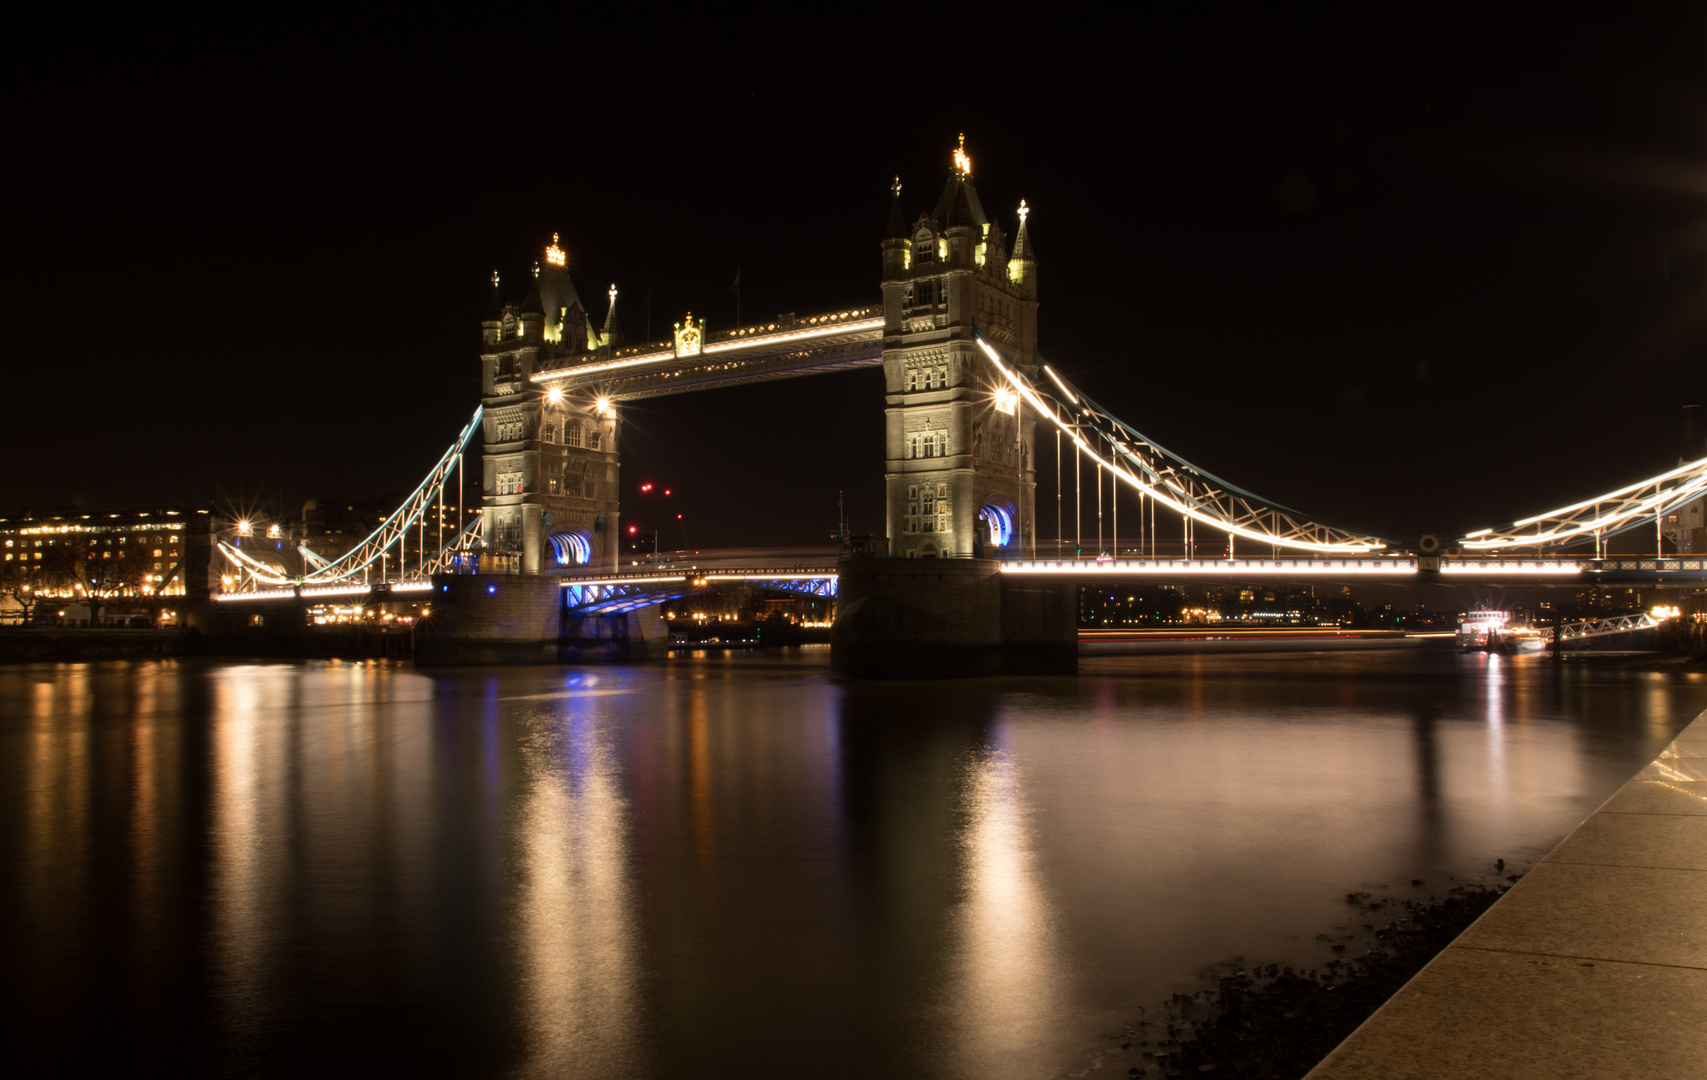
[608,284,617,302]
[491,270,500,288]
[891,175,902,198]
[953,134,972,177]
[545,232,566,267]
[532,260,541,279]
[1018,199,1029,224]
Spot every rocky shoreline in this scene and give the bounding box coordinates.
[1117,880,1515,1079]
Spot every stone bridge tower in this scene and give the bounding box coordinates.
[479,235,623,573]
[881,137,1039,558]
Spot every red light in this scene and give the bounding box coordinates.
[640,483,653,493]
[676,514,682,520]
[627,525,637,535]
[664,489,671,496]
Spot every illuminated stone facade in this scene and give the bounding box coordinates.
[881,146,1039,558]
[480,256,622,573]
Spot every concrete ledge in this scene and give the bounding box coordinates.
[1306,709,1707,1079]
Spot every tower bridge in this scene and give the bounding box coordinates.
[211,137,1707,671]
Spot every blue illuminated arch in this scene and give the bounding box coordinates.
[547,529,593,566]
[977,498,1016,548]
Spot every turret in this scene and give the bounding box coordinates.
[481,271,503,345]
[1008,199,1038,301]
[881,176,911,283]
[600,284,621,349]
[518,267,545,342]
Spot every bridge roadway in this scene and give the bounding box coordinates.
[559,552,1707,604]
[1000,553,1707,585]
[213,552,1707,610]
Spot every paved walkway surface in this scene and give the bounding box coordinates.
[1306,709,1707,1079]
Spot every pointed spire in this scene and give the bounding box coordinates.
[884,175,908,240]
[520,272,545,315]
[603,284,618,336]
[948,182,977,228]
[485,270,503,321]
[1012,199,1037,260]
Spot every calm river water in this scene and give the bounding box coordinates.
[2,646,1703,1078]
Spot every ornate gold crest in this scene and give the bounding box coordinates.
[673,313,705,358]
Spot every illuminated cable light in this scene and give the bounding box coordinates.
[390,581,434,592]
[976,341,1383,555]
[1439,562,1584,575]
[999,560,1419,576]
[213,588,297,602]
[300,584,373,598]
[1042,364,1076,405]
[560,575,688,587]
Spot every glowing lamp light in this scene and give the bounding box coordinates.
[596,396,614,416]
[236,520,252,536]
[641,483,653,493]
[993,387,1018,416]
[547,386,564,404]
[953,133,972,176]
[545,232,566,267]
[628,526,638,535]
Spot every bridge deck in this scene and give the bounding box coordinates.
[1002,555,1707,584]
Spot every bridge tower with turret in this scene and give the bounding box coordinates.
[479,235,624,573]
[880,137,1040,558]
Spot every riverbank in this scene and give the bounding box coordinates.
[1301,708,1707,1079]
[1118,882,1513,1078]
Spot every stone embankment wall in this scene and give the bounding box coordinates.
[1304,708,1707,1079]
[0,629,196,663]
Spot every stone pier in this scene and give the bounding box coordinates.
[830,556,1076,677]
[414,573,667,665]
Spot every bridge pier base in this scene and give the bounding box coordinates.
[415,574,671,665]
[560,607,669,663]
[831,557,1076,678]
[415,574,563,665]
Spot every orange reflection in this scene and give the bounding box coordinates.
[944,742,1066,1078]
[516,700,639,1076]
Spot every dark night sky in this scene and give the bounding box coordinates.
[5,10,1703,549]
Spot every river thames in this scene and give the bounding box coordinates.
[3,647,1702,1078]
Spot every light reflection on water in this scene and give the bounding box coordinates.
[0,649,1702,1078]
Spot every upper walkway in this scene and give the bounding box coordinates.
[531,308,883,401]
